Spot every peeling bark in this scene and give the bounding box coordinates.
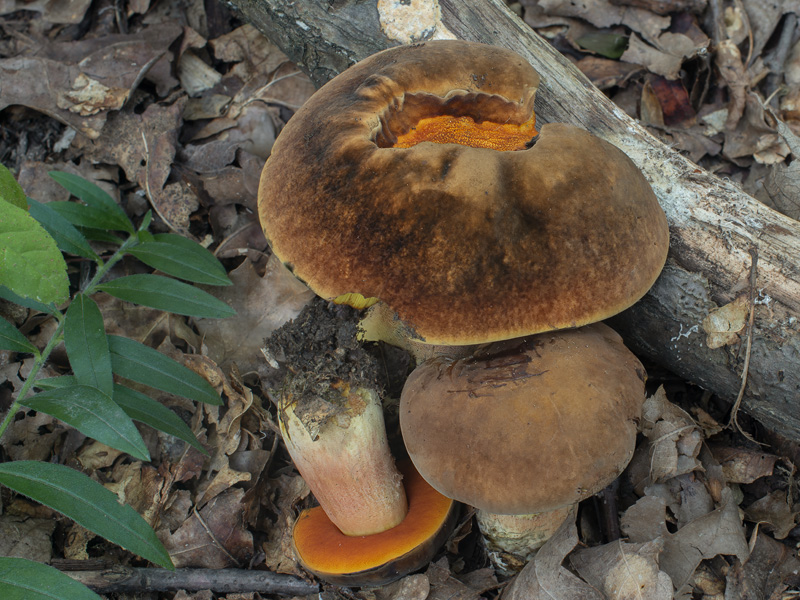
[226,0,800,440]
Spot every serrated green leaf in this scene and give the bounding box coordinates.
[107,335,221,405]
[0,316,38,354]
[0,461,173,568]
[98,274,235,319]
[128,234,231,286]
[64,294,113,396]
[0,285,57,314]
[0,201,69,304]
[27,198,99,260]
[0,164,27,211]
[21,385,149,461]
[48,172,133,233]
[34,376,207,453]
[0,557,101,600]
[576,33,629,59]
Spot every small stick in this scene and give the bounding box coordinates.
[59,565,319,595]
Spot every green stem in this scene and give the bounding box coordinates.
[0,234,138,442]
[0,317,64,440]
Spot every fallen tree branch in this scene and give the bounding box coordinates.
[227,0,800,441]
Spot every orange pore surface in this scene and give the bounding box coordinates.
[393,114,537,150]
[292,462,454,576]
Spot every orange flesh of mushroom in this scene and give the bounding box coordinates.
[292,462,455,579]
[393,114,538,150]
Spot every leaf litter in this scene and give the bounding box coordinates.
[2,0,800,598]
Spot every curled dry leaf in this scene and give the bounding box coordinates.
[743,490,800,539]
[710,444,778,484]
[0,515,55,563]
[501,515,603,600]
[621,495,670,543]
[160,487,254,569]
[702,295,749,349]
[538,0,669,43]
[571,539,673,600]
[371,573,430,600]
[725,531,800,597]
[641,386,702,483]
[262,473,309,576]
[194,256,314,377]
[660,488,750,590]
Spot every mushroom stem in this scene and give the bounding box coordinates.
[476,506,573,575]
[279,383,408,536]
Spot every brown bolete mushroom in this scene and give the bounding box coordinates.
[400,323,646,573]
[259,40,669,346]
[258,39,669,580]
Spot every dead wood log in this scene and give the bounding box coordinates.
[227,0,800,441]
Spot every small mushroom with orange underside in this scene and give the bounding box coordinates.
[399,323,646,574]
[258,39,668,346]
[278,377,457,586]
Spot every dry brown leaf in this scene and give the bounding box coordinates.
[63,523,92,561]
[77,440,125,471]
[660,488,750,590]
[195,256,314,377]
[641,386,702,483]
[501,515,603,600]
[371,574,430,600]
[762,109,800,220]
[196,460,252,508]
[261,473,308,575]
[4,410,62,462]
[0,0,92,23]
[710,445,779,484]
[571,539,673,599]
[538,0,669,43]
[161,487,254,569]
[621,495,670,543]
[725,530,800,598]
[621,34,689,80]
[106,462,169,527]
[0,515,55,563]
[75,98,193,234]
[744,490,800,539]
[425,558,488,600]
[0,24,181,138]
[741,0,800,59]
[702,296,749,349]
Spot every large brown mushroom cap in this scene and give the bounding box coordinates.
[259,40,669,345]
[399,323,646,515]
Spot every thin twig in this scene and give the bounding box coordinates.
[58,564,318,595]
[727,247,759,442]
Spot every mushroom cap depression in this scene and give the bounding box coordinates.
[258,40,669,346]
[399,323,646,515]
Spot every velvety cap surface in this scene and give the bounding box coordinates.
[400,323,646,515]
[259,40,669,345]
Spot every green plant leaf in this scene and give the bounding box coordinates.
[575,33,629,59]
[97,274,235,319]
[34,376,206,453]
[0,557,101,600]
[48,200,130,233]
[64,294,113,396]
[48,172,133,233]
[0,316,38,354]
[0,201,69,304]
[27,198,99,261]
[128,234,231,286]
[0,461,173,568]
[107,335,222,405]
[21,385,150,461]
[0,285,57,314]
[113,384,207,453]
[0,164,27,211]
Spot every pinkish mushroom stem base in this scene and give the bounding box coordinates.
[279,384,407,536]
